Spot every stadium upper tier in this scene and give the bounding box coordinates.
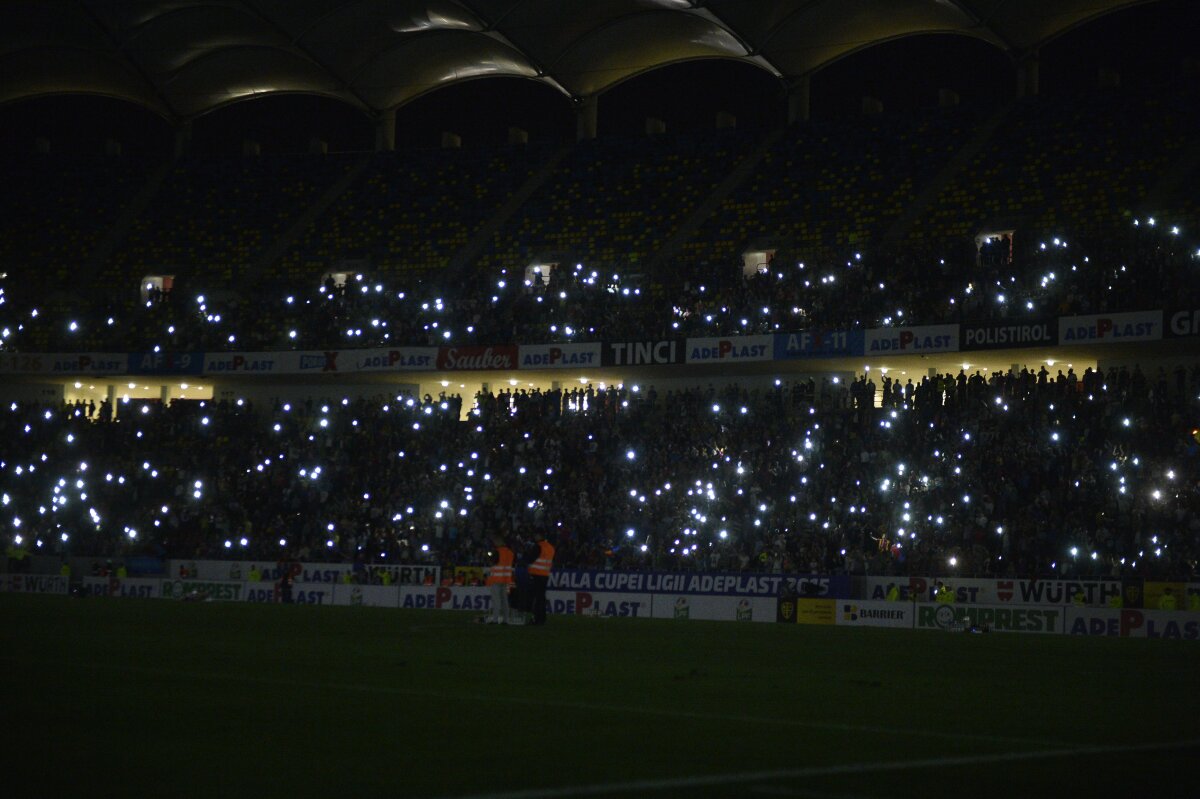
[3,368,1198,580]
[0,87,1197,354]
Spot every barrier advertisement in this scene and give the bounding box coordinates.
[914,603,1063,634]
[331,584,400,608]
[1063,608,1200,639]
[836,600,913,628]
[649,594,774,622]
[796,599,836,625]
[80,577,159,598]
[0,574,70,594]
[860,576,1122,606]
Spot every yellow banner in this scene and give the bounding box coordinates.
[796,598,835,625]
[1143,581,1186,610]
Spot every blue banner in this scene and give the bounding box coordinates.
[548,570,849,598]
[127,352,205,375]
[773,331,864,359]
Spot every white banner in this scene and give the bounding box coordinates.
[0,353,127,375]
[1064,608,1200,639]
[80,577,159,598]
[548,591,654,617]
[860,576,1122,606]
[0,574,69,594]
[243,581,333,604]
[865,324,958,354]
[331,584,400,608]
[835,600,913,628]
[648,594,771,622]
[400,585,492,611]
[342,348,438,372]
[684,336,774,364]
[1059,310,1162,344]
[518,343,602,369]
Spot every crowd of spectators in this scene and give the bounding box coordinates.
[1,217,1195,353]
[4,368,1199,581]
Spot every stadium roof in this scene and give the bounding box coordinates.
[0,0,1153,120]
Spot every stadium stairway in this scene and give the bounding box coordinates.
[82,157,173,290]
[646,128,784,274]
[881,100,1016,246]
[242,153,374,286]
[449,141,574,278]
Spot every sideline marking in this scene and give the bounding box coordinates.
[1,655,1056,748]
[438,739,1200,799]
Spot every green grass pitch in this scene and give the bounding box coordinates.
[3,594,1198,797]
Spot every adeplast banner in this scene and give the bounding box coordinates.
[243,581,332,604]
[649,594,772,622]
[836,600,913,628]
[773,330,864,359]
[437,345,518,371]
[400,585,491,611]
[127,352,204,375]
[0,574,69,594]
[865,325,958,354]
[0,353,127,375]
[547,591,653,617]
[343,348,437,372]
[1059,311,1162,344]
[331,584,400,608]
[915,603,1063,633]
[860,576,1122,606]
[1064,608,1200,639]
[685,335,773,364]
[960,319,1057,351]
[601,340,685,367]
[548,571,847,598]
[518,343,602,369]
[202,352,285,374]
[80,577,159,598]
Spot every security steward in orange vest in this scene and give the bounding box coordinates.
[527,532,556,626]
[486,534,515,625]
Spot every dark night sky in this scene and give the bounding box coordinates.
[0,0,1194,155]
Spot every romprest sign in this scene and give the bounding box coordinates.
[865,325,958,354]
[915,603,1062,634]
